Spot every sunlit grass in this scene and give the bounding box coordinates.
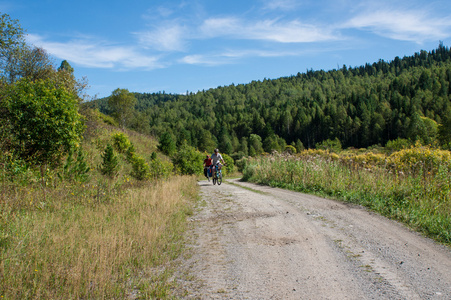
[242,147,451,244]
[0,175,197,299]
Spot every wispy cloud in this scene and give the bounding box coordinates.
[200,17,339,43]
[180,48,314,66]
[27,34,163,70]
[136,23,188,51]
[344,8,451,43]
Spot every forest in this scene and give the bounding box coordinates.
[90,43,451,158]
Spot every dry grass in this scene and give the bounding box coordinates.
[0,175,198,299]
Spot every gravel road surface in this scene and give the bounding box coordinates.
[174,178,451,299]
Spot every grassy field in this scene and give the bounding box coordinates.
[241,146,451,245]
[0,110,198,299]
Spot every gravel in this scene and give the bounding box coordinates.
[173,179,451,299]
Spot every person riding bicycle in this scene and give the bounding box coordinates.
[210,148,225,177]
[203,155,212,181]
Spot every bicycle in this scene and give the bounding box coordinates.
[212,163,223,185]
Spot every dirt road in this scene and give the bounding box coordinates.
[175,178,451,299]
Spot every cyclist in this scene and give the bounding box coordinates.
[203,155,212,181]
[211,148,225,177]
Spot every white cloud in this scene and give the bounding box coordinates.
[180,48,310,66]
[136,23,188,51]
[27,34,163,70]
[200,17,338,43]
[344,8,451,43]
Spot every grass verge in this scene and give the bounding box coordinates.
[0,175,198,299]
[241,151,450,245]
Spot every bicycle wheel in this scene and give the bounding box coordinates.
[217,173,222,185]
[213,177,217,185]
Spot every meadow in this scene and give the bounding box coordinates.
[241,145,451,245]
[0,111,198,299]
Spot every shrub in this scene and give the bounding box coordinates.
[111,132,132,154]
[387,145,451,175]
[149,157,174,180]
[385,138,411,152]
[99,144,119,177]
[130,154,151,181]
[172,143,203,175]
[315,138,342,153]
[59,148,90,182]
[221,153,236,175]
[4,78,85,166]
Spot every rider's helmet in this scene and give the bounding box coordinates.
[214,148,219,153]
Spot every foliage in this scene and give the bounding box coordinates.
[111,132,132,154]
[58,148,90,182]
[95,44,451,156]
[241,147,451,244]
[172,143,204,175]
[129,154,151,181]
[149,156,174,180]
[99,143,119,177]
[387,144,451,175]
[385,138,411,152]
[107,88,137,128]
[221,153,236,175]
[3,78,85,166]
[157,132,177,156]
[315,138,342,152]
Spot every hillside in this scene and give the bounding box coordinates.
[91,43,451,155]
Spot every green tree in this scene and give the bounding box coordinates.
[158,132,176,156]
[172,143,203,175]
[100,143,119,177]
[0,13,26,82]
[108,88,137,128]
[58,60,74,74]
[3,78,85,166]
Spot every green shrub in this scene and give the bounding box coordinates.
[112,132,132,154]
[315,138,342,153]
[4,78,85,166]
[172,144,203,175]
[59,148,90,182]
[100,144,119,177]
[222,153,236,175]
[150,157,174,180]
[130,154,151,181]
[385,138,411,152]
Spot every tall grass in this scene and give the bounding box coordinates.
[0,175,197,299]
[0,110,198,299]
[242,147,451,244]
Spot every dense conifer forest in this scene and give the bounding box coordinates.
[90,43,451,157]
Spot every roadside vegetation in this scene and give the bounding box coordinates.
[240,143,451,245]
[0,13,206,299]
[1,11,450,299]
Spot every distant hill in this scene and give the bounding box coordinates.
[89,43,451,156]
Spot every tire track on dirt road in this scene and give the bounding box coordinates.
[174,179,451,299]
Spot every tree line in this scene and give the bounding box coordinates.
[92,44,451,158]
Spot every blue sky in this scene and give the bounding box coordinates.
[2,0,451,99]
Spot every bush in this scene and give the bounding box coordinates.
[111,132,132,154]
[149,157,174,180]
[4,78,85,166]
[130,154,151,181]
[222,153,236,175]
[172,143,203,175]
[100,144,119,177]
[387,144,451,175]
[385,138,411,152]
[315,138,342,153]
